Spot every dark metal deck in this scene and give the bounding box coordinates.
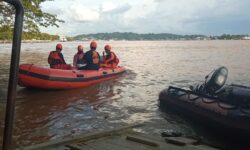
[22,124,217,150]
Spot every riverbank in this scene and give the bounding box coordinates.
[0,39,250,44]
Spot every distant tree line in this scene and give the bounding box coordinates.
[0,25,59,41]
[74,32,205,41]
[74,32,249,41]
[22,32,59,41]
[1,30,249,41]
[216,34,249,40]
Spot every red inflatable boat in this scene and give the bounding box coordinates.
[18,64,126,90]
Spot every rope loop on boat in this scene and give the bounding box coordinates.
[216,98,237,110]
[187,93,200,101]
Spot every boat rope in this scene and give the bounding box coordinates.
[168,86,250,113]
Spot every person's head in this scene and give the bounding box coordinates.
[90,41,97,50]
[104,44,111,53]
[56,43,63,52]
[78,45,84,52]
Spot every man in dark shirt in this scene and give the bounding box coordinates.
[84,41,100,70]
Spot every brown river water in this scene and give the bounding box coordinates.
[0,40,250,148]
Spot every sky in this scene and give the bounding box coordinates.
[41,0,250,36]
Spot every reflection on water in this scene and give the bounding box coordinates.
[14,82,120,146]
[1,41,250,147]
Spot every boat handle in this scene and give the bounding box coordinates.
[77,74,84,78]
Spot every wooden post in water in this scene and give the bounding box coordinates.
[1,0,24,149]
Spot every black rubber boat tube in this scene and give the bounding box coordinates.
[2,0,24,149]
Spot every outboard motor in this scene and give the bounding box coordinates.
[191,66,250,108]
[159,66,250,137]
[191,66,228,96]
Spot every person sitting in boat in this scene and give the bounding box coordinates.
[84,41,100,70]
[100,44,119,68]
[48,43,72,70]
[73,45,86,70]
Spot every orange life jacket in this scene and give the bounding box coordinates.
[48,51,65,64]
[105,52,119,64]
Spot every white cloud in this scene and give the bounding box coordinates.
[101,2,116,12]
[103,3,131,14]
[40,0,250,35]
[68,5,100,22]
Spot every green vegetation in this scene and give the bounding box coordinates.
[74,32,249,41]
[217,34,248,40]
[0,0,63,41]
[66,36,75,42]
[0,26,59,41]
[0,0,63,32]
[22,32,59,41]
[74,32,206,41]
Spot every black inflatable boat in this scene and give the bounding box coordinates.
[159,67,250,135]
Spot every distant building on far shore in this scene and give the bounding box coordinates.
[242,36,250,40]
[60,35,67,42]
[56,34,67,42]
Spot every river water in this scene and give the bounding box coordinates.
[0,40,250,148]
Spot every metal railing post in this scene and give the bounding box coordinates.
[1,0,24,149]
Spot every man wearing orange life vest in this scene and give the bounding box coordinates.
[101,44,119,68]
[73,45,86,70]
[84,41,100,70]
[48,43,72,69]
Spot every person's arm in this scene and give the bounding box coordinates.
[105,53,115,64]
[59,53,67,64]
[101,51,105,62]
[98,52,101,64]
[48,52,52,65]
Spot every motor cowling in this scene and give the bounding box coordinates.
[190,66,228,96]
